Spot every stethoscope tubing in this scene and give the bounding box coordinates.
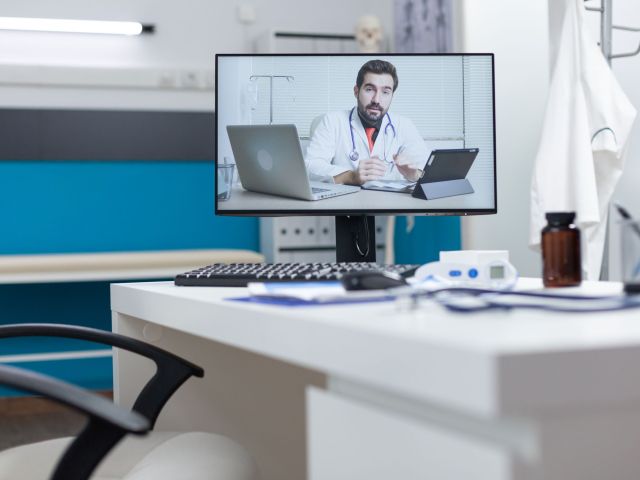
[348,106,396,163]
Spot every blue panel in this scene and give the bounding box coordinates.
[0,281,114,354]
[394,216,461,265]
[0,161,459,261]
[0,161,258,254]
[0,357,113,397]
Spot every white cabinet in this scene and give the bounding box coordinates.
[260,216,387,262]
[307,388,514,480]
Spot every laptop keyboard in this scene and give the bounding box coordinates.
[175,262,420,287]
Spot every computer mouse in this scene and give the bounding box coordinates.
[340,270,408,291]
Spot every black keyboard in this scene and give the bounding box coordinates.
[174,262,420,287]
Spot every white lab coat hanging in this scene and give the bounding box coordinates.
[530,0,636,280]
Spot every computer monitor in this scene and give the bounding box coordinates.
[215,53,496,262]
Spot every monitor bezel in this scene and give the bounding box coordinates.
[215,52,497,217]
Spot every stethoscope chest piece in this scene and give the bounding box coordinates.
[349,150,359,162]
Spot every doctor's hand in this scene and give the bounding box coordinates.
[354,156,387,184]
[333,156,386,185]
[393,153,423,182]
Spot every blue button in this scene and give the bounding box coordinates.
[468,268,478,278]
[448,270,461,277]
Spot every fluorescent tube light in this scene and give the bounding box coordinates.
[0,17,154,35]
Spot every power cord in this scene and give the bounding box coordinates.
[353,216,370,257]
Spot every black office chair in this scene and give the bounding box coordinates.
[0,324,258,480]
[0,363,149,480]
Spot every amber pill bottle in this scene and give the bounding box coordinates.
[541,212,582,287]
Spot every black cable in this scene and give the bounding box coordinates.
[408,287,640,313]
[354,216,370,257]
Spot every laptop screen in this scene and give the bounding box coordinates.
[216,53,496,216]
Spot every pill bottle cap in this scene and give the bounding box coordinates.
[545,212,576,226]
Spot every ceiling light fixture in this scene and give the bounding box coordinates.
[0,17,154,35]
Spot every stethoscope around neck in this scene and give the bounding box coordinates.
[348,106,397,163]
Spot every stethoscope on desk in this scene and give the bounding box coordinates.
[348,107,397,163]
[394,287,640,313]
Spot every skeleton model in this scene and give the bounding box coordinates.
[396,0,450,53]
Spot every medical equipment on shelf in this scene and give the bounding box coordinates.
[348,106,397,163]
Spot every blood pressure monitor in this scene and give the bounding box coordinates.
[411,251,518,290]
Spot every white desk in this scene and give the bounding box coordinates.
[111,279,640,480]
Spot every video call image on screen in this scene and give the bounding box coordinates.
[216,54,495,214]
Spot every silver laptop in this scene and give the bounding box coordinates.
[226,124,360,201]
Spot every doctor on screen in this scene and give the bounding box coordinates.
[305,59,428,185]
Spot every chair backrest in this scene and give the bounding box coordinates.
[0,363,150,480]
[309,114,325,139]
[0,323,203,429]
[0,324,257,480]
[0,323,206,480]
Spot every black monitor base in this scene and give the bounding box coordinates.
[335,216,377,263]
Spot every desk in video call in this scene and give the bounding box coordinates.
[220,183,494,212]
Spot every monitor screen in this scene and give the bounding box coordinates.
[216,53,496,216]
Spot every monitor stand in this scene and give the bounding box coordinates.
[335,216,377,263]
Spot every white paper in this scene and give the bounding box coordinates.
[247,281,400,303]
[363,180,414,191]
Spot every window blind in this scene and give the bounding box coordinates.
[463,56,495,181]
[250,55,465,140]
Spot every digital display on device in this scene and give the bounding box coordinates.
[216,54,496,216]
[490,265,505,279]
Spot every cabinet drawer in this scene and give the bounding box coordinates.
[307,387,512,480]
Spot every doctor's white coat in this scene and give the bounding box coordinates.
[530,0,636,280]
[305,109,428,183]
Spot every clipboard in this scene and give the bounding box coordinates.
[411,148,479,200]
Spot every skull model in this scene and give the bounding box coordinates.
[355,15,384,53]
